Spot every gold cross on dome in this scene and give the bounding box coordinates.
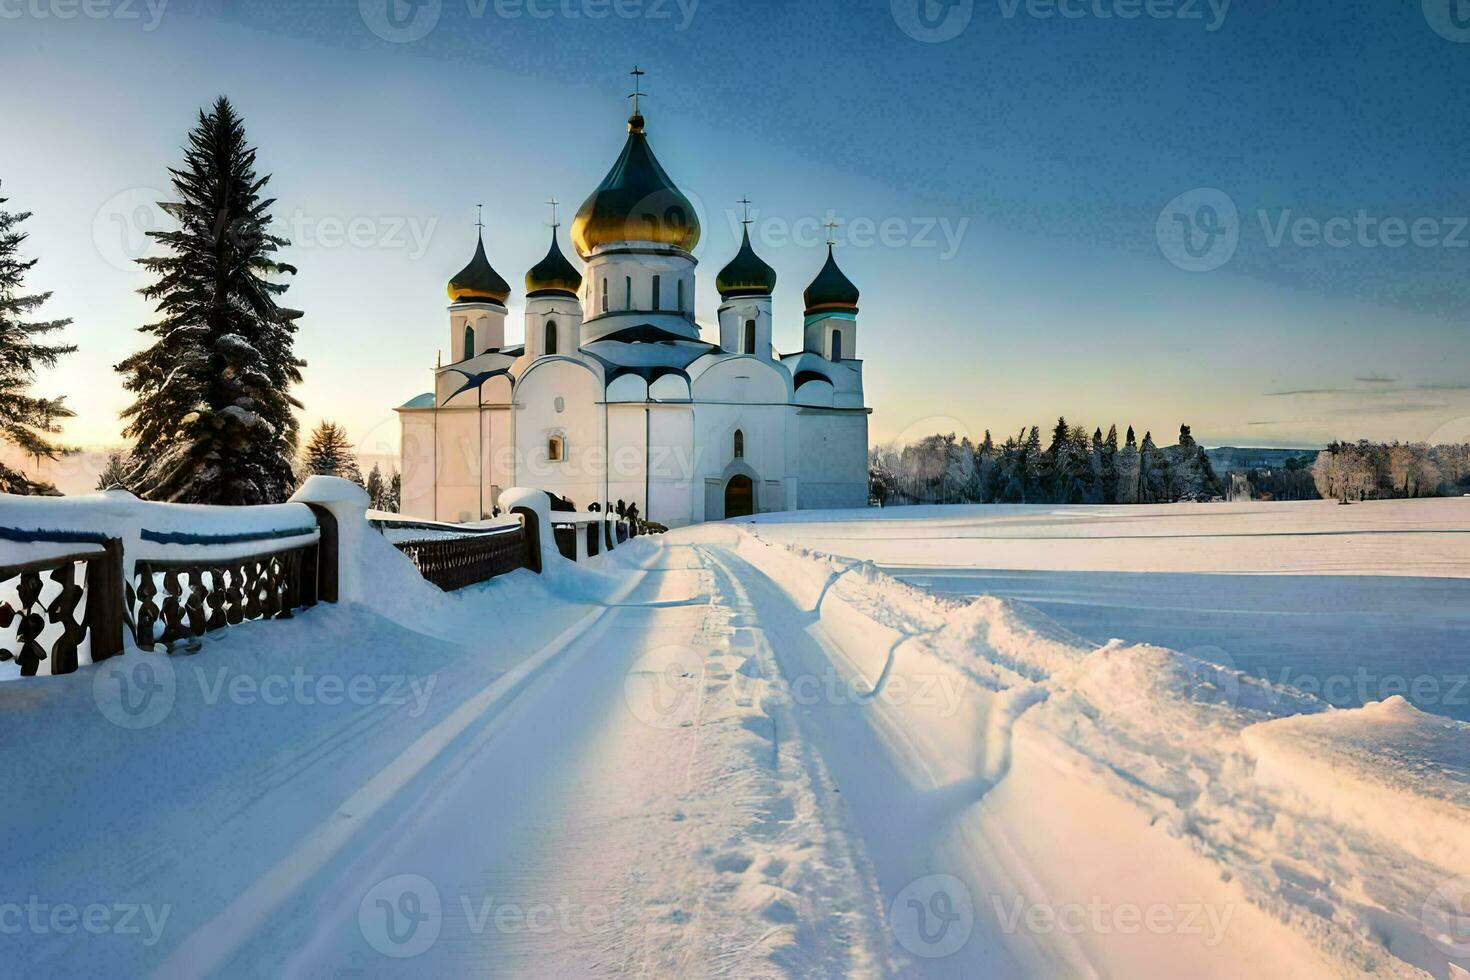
[475,204,485,232]
[546,197,560,229]
[824,219,839,246]
[738,197,753,226]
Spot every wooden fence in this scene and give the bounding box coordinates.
[390,525,526,591]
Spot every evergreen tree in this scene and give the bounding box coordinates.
[365,461,385,510]
[95,450,134,492]
[387,469,401,513]
[0,182,75,495]
[1114,426,1140,504]
[1101,424,1119,503]
[116,97,304,504]
[1139,430,1169,502]
[1022,426,1044,501]
[301,420,361,483]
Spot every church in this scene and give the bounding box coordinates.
[396,79,871,528]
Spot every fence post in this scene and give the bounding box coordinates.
[303,503,338,603]
[87,538,126,663]
[501,487,554,573]
[290,476,369,600]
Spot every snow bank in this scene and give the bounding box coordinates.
[1243,696,1470,872]
[726,525,1468,978]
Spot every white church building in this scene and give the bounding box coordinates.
[396,88,870,527]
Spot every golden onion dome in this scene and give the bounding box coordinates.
[716,227,777,299]
[803,245,860,316]
[448,233,511,304]
[570,113,701,257]
[525,228,583,298]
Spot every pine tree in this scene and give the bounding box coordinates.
[116,97,304,505]
[386,469,401,513]
[95,450,134,491]
[1101,424,1119,503]
[365,461,385,510]
[1114,426,1140,504]
[0,182,75,495]
[301,420,361,483]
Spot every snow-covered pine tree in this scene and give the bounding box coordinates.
[116,97,304,505]
[0,182,75,496]
[301,421,361,484]
[386,469,401,513]
[1114,426,1140,503]
[365,461,385,510]
[1139,430,1169,502]
[1101,424,1119,503]
[95,450,134,491]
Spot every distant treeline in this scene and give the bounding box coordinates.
[869,420,1222,506]
[1310,441,1470,503]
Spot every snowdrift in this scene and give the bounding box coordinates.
[727,527,1469,979]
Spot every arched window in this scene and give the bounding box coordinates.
[548,435,565,462]
[743,319,756,355]
[651,274,661,310]
[677,279,685,312]
[625,276,632,309]
[544,320,557,356]
[601,278,609,313]
[830,329,843,362]
[463,324,475,360]
[733,429,745,459]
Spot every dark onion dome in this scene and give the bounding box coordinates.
[525,228,583,298]
[803,245,860,315]
[571,112,701,257]
[716,228,777,299]
[448,233,511,304]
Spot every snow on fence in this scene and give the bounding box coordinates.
[1,482,631,679]
[0,489,334,676]
[0,529,124,678]
[378,519,528,591]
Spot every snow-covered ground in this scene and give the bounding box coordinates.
[2,499,1467,977]
[749,499,1470,721]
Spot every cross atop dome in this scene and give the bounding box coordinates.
[628,65,646,116]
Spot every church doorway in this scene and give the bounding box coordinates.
[724,474,754,518]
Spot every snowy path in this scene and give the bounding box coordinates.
[62,541,895,977]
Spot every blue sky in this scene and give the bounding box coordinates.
[3,0,1469,458]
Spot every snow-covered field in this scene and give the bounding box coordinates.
[2,499,1467,977]
[750,499,1470,721]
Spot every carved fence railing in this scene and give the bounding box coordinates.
[1,533,124,677]
[391,526,526,591]
[127,542,319,651]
